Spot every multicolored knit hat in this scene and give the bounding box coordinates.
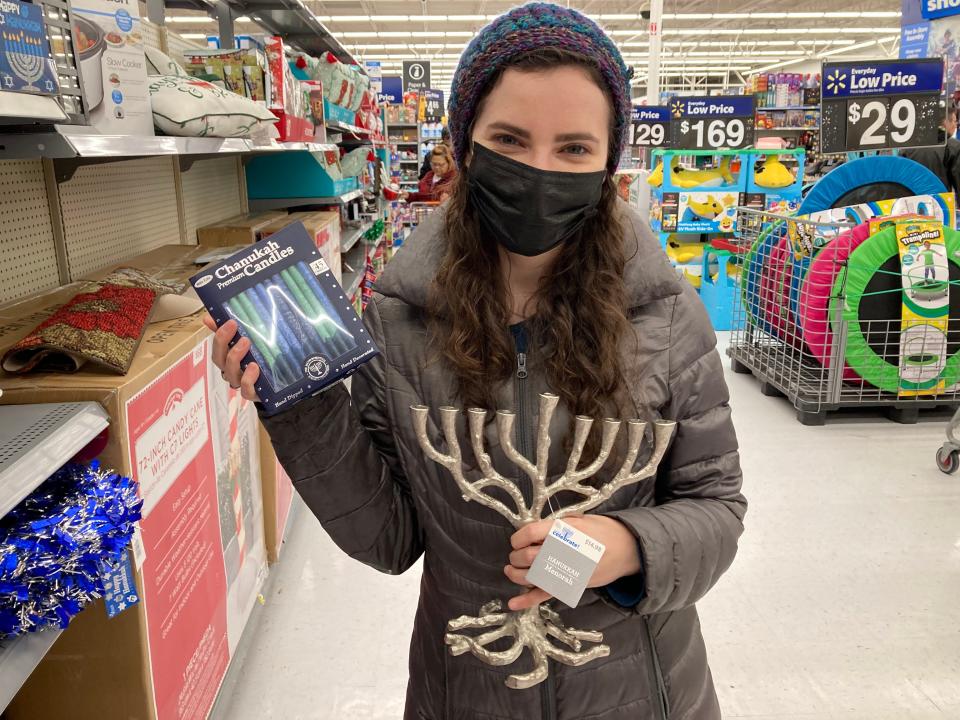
[448,2,633,171]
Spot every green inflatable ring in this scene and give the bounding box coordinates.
[742,219,786,332]
[833,225,960,393]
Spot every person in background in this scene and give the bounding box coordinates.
[902,105,960,203]
[404,143,457,203]
[419,126,451,179]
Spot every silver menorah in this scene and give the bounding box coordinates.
[410,393,676,689]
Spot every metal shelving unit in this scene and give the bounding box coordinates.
[0,402,110,519]
[249,188,365,212]
[340,220,372,253]
[0,628,64,713]
[0,130,338,161]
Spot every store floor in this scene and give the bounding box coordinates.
[215,335,960,720]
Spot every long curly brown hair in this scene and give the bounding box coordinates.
[428,48,632,425]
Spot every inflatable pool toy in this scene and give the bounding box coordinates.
[681,195,723,223]
[673,156,734,189]
[753,156,796,189]
[648,155,735,189]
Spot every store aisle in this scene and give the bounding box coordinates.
[217,336,960,720]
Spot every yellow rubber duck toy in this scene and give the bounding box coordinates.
[753,156,796,189]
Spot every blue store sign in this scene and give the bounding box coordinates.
[821,59,944,98]
[922,0,960,20]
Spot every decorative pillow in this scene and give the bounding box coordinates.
[144,46,187,77]
[148,75,278,138]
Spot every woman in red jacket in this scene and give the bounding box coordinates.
[404,144,457,202]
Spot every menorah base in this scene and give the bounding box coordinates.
[445,600,611,689]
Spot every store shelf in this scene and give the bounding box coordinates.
[400,159,419,165]
[390,123,418,128]
[0,628,64,713]
[0,129,338,161]
[341,221,372,253]
[325,121,371,136]
[0,402,110,520]
[756,106,820,111]
[756,127,820,133]
[249,188,365,212]
[393,141,419,146]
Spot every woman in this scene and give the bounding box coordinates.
[405,143,457,203]
[207,4,745,718]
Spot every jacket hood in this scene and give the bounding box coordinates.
[375,199,683,310]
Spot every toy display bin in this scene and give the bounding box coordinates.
[650,149,749,235]
[245,152,361,199]
[699,245,744,331]
[744,149,805,216]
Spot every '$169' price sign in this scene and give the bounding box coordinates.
[670,96,756,151]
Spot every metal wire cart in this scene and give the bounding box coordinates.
[728,208,960,427]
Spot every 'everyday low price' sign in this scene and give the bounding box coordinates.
[820,58,944,154]
[671,95,756,150]
[630,106,671,147]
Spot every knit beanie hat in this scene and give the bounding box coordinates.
[448,2,633,171]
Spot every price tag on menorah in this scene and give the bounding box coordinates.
[670,95,756,150]
[820,58,944,154]
[630,106,672,147]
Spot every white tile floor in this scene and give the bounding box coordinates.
[216,336,960,720]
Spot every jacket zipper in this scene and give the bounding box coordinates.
[643,617,670,720]
[512,332,556,720]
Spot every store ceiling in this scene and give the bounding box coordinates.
[163,0,903,95]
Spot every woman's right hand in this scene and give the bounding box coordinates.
[203,314,262,402]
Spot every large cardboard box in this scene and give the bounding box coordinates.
[195,211,286,247]
[260,210,343,281]
[258,427,295,563]
[1,246,267,720]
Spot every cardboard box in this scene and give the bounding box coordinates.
[260,210,342,281]
[195,211,286,247]
[72,0,154,135]
[258,427,295,563]
[2,246,267,720]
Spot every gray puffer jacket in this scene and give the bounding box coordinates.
[261,202,746,720]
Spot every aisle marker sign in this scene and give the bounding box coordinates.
[671,95,755,150]
[630,106,672,147]
[820,58,944,154]
[403,61,431,93]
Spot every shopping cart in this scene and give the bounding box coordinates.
[407,201,441,229]
[937,411,960,474]
[728,207,960,426]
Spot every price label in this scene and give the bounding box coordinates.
[670,95,755,150]
[821,58,943,153]
[422,89,444,122]
[630,106,672,147]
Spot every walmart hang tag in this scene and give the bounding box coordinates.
[525,520,605,608]
[101,549,140,619]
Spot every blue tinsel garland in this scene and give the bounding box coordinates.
[0,461,142,639]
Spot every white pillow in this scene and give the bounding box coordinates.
[144,46,187,77]
[148,75,277,138]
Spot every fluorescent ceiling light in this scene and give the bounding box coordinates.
[181,33,208,39]
[818,34,899,58]
[167,16,211,23]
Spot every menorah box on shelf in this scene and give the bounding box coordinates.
[196,210,287,246]
[0,245,267,720]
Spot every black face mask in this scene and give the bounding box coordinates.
[467,143,606,257]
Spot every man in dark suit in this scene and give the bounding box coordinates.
[902,106,960,200]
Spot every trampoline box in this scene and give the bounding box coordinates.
[0,245,268,720]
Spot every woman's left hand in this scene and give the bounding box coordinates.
[504,516,642,611]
